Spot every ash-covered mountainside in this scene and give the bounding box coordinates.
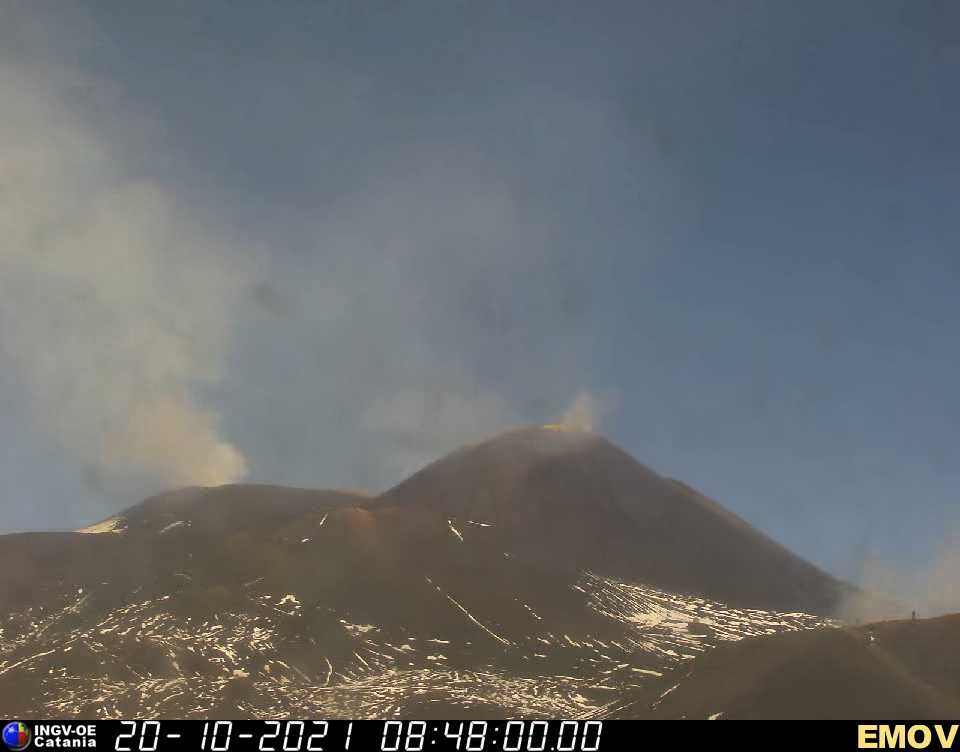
[0,427,847,717]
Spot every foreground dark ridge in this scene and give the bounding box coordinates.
[607,613,960,719]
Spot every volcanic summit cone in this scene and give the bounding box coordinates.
[377,425,851,614]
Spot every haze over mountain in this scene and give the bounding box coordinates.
[0,427,869,718]
[2,3,958,615]
[2,0,956,725]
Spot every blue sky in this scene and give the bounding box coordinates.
[1,1,957,593]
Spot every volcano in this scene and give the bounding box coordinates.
[376,426,850,613]
[0,427,859,717]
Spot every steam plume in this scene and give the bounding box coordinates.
[559,390,600,431]
[0,63,248,490]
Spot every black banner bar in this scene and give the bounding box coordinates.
[5,720,960,752]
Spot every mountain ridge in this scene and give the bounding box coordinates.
[64,425,852,616]
[0,425,879,718]
[372,425,853,615]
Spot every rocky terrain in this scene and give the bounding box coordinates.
[0,427,879,718]
[608,613,960,719]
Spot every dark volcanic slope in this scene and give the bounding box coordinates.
[0,428,853,717]
[0,480,832,718]
[377,426,850,614]
[608,614,960,719]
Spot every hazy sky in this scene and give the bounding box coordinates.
[1,1,958,592]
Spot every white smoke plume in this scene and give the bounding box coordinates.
[558,390,602,431]
[0,62,248,490]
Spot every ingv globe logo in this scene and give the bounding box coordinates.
[2,723,31,751]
